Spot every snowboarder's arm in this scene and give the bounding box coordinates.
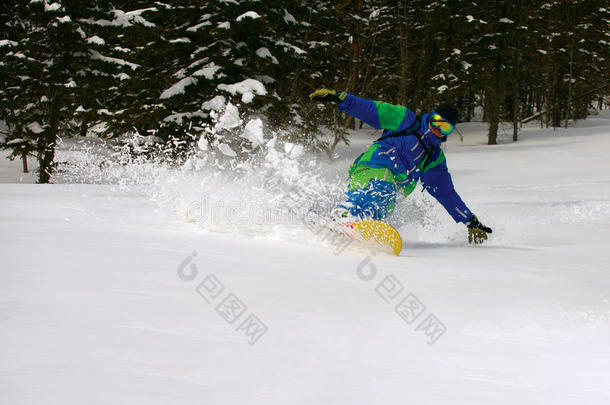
[337,93,418,131]
[309,89,417,131]
[420,158,473,224]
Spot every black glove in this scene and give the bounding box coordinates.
[309,88,347,104]
[466,215,492,244]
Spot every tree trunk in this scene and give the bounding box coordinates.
[37,132,56,183]
[511,53,520,142]
[486,91,499,145]
[397,0,409,105]
[37,96,60,183]
[357,22,379,96]
[21,151,28,173]
[328,110,351,159]
[512,0,523,142]
[565,36,574,129]
[36,140,55,183]
[345,0,363,95]
[551,98,562,128]
[80,120,88,137]
[512,94,519,142]
[329,0,362,159]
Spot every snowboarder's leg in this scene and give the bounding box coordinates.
[333,165,397,221]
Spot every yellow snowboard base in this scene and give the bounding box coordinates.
[340,219,402,256]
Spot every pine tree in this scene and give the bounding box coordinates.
[3,0,609,168]
[68,0,131,139]
[1,0,85,183]
[93,2,163,143]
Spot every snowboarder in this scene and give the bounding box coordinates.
[309,89,492,244]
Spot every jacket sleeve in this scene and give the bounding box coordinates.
[337,93,418,131]
[420,159,473,224]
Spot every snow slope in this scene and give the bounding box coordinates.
[2,112,610,404]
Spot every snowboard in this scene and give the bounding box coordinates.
[338,219,402,256]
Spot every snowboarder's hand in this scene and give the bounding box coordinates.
[309,88,347,103]
[467,215,492,244]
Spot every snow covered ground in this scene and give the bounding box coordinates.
[2,112,610,404]
[0,151,37,184]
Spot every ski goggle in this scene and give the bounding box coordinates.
[430,113,455,136]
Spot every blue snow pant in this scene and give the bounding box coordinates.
[336,173,397,221]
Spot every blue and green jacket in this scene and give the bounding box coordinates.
[338,93,473,224]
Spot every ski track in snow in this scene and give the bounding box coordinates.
[1,112,610,404]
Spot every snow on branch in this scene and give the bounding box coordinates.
[275,40,306,55]
[0,40,18,47]
[87,36,105,45]
[255,47,279,64]
[193,62,223,80]
[217,79,267,103]
[81,8,157,27]
[160,77,197,99]
[45,2,62,12]
[283,9,297,24]
[236,11,261,22]
[89,50,140,70]
[187,21,212,32]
